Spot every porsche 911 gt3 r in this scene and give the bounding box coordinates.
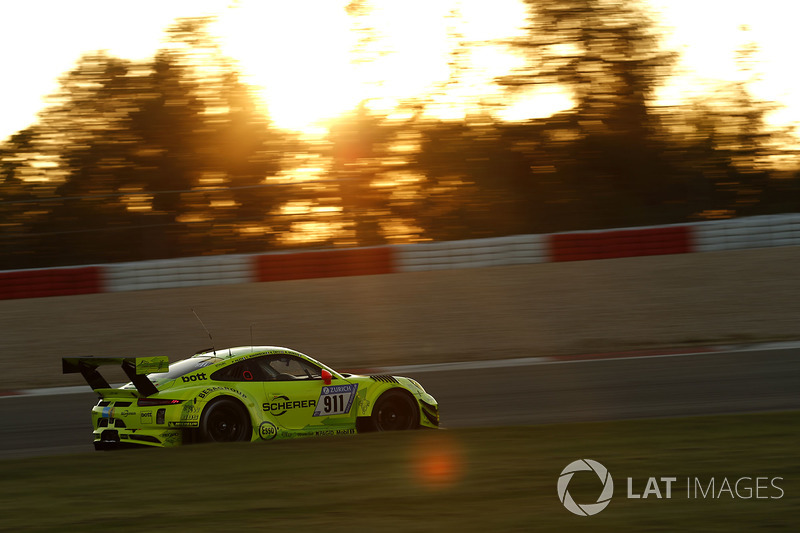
[63,346,439,450]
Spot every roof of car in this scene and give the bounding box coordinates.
[191,346,302,360]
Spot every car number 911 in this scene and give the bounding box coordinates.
[313,384,358,416]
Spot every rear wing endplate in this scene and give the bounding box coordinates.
[62,356,169,397]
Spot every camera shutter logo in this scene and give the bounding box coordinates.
[557,459,614,516]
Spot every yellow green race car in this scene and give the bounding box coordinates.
[62,346,440,450]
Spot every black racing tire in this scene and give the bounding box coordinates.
[199,398,252,443]
[371,390,419,431]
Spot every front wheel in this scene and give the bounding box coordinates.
[371,390,419,431]
[199,398,252,443]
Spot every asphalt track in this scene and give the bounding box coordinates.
[1,346,798,459]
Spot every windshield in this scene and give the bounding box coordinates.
[147,356,222,381]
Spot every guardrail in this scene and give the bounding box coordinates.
[394,234,547,271]
[692,214,800,252]
[549,225,690,262]
[256,247,393,282]
[0,266,102,300]
[2,214,799,300]
[104,254,254,293]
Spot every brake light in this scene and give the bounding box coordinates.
[137,398,183,407]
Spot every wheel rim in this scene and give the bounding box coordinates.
[376,396,415,431]
[207,404,246,441]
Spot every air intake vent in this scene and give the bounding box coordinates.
[369,375,399,384]
[99,430,120,443]
[421,402,439,427]
[114,401,132,407]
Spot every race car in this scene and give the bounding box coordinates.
[63,346,440,450]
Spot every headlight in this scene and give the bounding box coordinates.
[408,378,426,393]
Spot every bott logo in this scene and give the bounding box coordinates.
[181,373,207,382]
[558,459,614,516]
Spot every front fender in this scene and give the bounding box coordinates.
[355,376,439,428]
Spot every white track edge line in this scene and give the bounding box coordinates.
[4,341,800,399]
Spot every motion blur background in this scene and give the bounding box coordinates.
[2,0,799,270]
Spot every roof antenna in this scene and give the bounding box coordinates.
[192,308,215,354]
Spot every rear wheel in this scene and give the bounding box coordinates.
[199,398,252,443]
[371,390,419,431]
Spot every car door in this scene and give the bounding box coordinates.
[254,354,357,432]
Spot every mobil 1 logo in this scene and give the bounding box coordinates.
[313,384,358,416]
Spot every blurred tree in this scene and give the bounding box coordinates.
[662,33,799,220]
[410,118,531,239]
[325,103,397,245]
[2,6,799,269]
[0,18,286,268]
[403,0,691,240]
[278,103,429,248]
[497,0,687,230]
[0,126,63,267]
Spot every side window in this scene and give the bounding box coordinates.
[259,355,322,381]
[210,360,267,382]
[251,356,279,381]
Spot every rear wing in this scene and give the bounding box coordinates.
[62,356,169,397]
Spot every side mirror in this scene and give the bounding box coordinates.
[321,369,332,385]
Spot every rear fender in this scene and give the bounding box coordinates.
[188,385,260,440]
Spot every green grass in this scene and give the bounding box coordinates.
[1,412,798,532]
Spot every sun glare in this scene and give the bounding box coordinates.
[211,1,358,134]
[211,0,532,134]
[650,0,800,133]
[2,0,799,142]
